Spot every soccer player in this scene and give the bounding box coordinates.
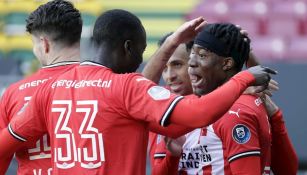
[0,10,275,175]
[0,0,81,174]
[146,33,194,175]
[149,23,297,175]
[145,27,264,175]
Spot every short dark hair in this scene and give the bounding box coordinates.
[92,9,145,48]
[158,32,194,52]
[26,0,82,46]
[204,23,250,71]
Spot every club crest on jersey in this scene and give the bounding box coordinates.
[232,124,251,144]
[147,86,170,100]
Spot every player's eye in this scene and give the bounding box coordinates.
[173,62,183,68]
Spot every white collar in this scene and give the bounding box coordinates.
[42,61,79,68]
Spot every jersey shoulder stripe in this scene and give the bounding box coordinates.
[154,153,167,159]
[160,96,184,126]
[228,150,261,162]
[8,124,27,142]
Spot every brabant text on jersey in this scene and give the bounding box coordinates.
[51,79,112,89]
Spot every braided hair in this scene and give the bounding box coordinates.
[204,23,250,71]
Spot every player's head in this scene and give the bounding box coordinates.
[90,9,146,73]
[189,23,250,96]
[158,33,193,96]
[26,0,82,65]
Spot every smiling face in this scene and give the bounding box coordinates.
[162,44,193,96]
[188,44,227,96]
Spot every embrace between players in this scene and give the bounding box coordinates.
[0,0,297,175]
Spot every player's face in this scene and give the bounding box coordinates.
[162,44,192,96]
[188,44,226,96]
[125,29,147,73]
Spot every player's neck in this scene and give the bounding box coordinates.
[90,45,117,66]
[45,44,80,65]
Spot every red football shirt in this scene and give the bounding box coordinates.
[0,62,78,175]
[151,95,272,175]
[5,61,258,175]
[9,61,183,175]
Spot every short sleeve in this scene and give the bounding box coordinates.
[150,133,167,160]
[123,74,183,126]
[215,104,260,163]
[8,88,48,142]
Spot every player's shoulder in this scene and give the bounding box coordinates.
[236,94,264,108]
[121,72,154,86]
[3,69,48,95]
[214,95,263,128]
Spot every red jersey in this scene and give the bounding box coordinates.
[151,95,271,175]
[8,61,183,175]
[0,62,78,175]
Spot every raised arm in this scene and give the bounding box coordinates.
[142,17,206,83]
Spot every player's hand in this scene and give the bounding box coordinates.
[247,65,277,92]
[169,17,207,46]
[244,79,279,96]
[165,136,186,157]
[260,94,279,118]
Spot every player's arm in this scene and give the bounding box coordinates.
[169,69,264,128]
[0,128,24,159]
[151,151,180,175]
[0,90,10,129]
[0,129,14,174]
[230,156,261,175]
[261,95,298,174]
[149,133,181,175]
[270,110,298,175]
[126,66,274,128]
[148,122,193,138]
[246,52,260,68]
[0,90,47,159]
[0,89,15,174]
[142,17,206,83]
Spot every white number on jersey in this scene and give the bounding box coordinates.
[26,97,51,160]
[52,100,105,169]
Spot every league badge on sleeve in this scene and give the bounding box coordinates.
[147,86,171,100]
[232,124,251,144]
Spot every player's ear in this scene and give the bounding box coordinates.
[124,40,132,56]
[40,36,50,54]
[222,57,235,71]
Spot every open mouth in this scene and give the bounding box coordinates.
[168,82,183,92]
[189,74,203,88]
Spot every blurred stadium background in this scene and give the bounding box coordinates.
[0,0,306,174]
